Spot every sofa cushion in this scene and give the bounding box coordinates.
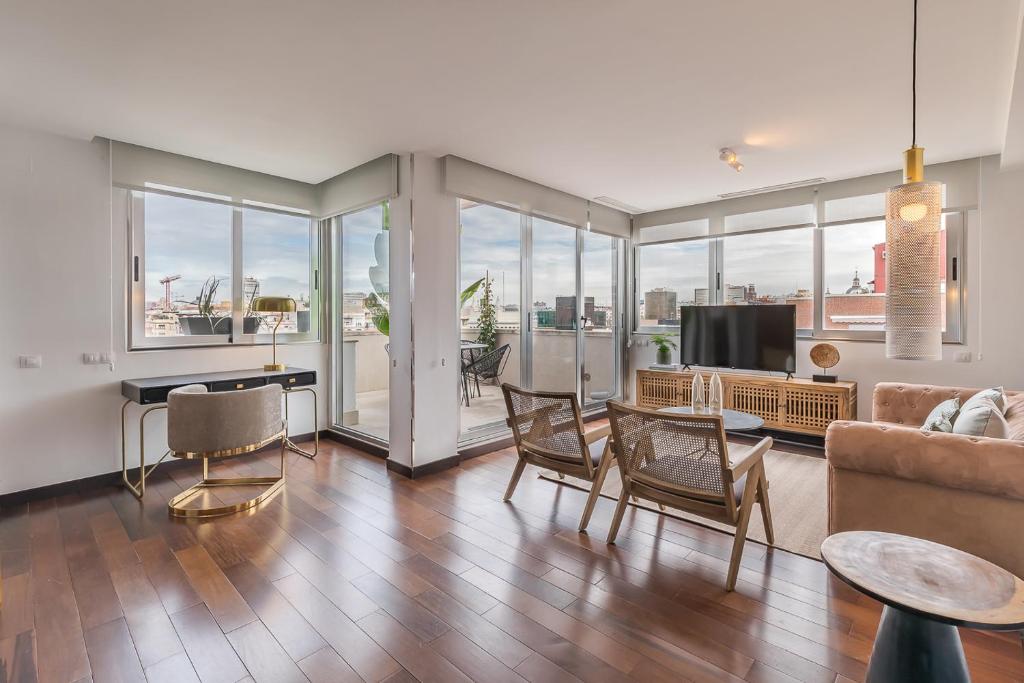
[962,386,1009,415]
[1004,393,1024,441]
[953,398,1010,439]
[920,398,960,433]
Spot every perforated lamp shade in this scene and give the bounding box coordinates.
[885,176,942,360]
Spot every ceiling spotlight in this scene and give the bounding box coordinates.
[719,147,743,172]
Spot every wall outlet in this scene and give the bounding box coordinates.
[83,352,113,365]
[18,355,42,368]
[954,351,972,363]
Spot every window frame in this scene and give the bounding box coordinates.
[632,204,967,345]
[127,187,321,350]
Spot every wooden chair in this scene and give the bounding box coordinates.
[501,384,615,532]
[605,400,774,591]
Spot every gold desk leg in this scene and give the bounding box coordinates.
[283,387,318,459]
[121,400,170,499]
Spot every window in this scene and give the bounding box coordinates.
[129,189,319,348]
[636,240,710,330]
[242,207,314,334]
[633,198,965,343]
[821,214,958,338]
[721,228,814,329]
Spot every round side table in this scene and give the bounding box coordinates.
[821,531,1024,683]
[657,406,764,432]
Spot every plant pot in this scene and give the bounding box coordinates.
[243,316,261,334]
[656,347,672,365]
[179,315,231,335]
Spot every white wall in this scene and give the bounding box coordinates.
[629,157,1024,418]
[0,124,327,496]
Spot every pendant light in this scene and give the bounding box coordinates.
[885,0,942,360]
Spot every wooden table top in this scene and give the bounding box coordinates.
[658,406,765,432]
[821,531,1024,630]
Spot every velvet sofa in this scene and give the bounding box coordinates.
[826,382,1024,576]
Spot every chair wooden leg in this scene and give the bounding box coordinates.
[726,469,760,591]
[757,468,775,546]
[606,485,631,544]
[503,458,528,501]
[579,447,612,532]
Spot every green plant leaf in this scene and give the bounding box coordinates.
[459,277,484,309]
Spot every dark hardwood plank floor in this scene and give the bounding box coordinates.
[2,437,1023,682]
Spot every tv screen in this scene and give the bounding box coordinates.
[679,305,796,374]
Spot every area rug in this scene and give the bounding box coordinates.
[539,448,827,559]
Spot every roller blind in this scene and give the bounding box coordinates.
[317,153,399,218]
[442,155,631,237]
[109,140,318,211]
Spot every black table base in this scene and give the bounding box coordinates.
[867,606,969,683]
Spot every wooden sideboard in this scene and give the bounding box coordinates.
[636,368,857,437]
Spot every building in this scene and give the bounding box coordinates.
[554,295,594,330]
[644,288,678,322]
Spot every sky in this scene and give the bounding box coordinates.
[146,191,896,319]
[341,203,385,296]
[459,204,617,313]
[144,193,311,306]
[638,220,896,303]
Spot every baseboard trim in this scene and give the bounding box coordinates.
[323,429,389,458]
[386,453,462,479]
[0,431,321,508]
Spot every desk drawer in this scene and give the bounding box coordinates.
[211,377,267,392]
[140,387,174,404]
[270,372,316,389]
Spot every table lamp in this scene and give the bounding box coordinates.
[253,296,296,371]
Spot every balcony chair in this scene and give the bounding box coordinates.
[501,384,615,532]
[605,400,774,591]
[165,383,289,518]
[463,343,510,406]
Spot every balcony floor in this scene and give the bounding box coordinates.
[344,383,509,442]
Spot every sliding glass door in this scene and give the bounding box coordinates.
[457,200,624,444]
[331,202,390,444]
[529,219,579,393]
[581,230,620,407]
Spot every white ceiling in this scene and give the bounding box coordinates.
[1,0,1021,211]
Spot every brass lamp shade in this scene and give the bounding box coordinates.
[253,296,297,314]
[885,158,942,361]
[253,297,296,371]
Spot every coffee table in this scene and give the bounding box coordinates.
[658,406,764,432]
[821,531,1024,682]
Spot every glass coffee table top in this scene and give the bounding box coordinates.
[657,406,765,432]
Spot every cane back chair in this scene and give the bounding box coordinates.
[502,384,615,532]
[165,383,289,518]
[605,401,774,590]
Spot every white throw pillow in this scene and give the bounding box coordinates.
[962,387,1008,415]
[920,398,960,433]
[952,397,1010,438]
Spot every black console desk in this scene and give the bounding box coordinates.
[120,367,318,498]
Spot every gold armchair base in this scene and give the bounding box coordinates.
[167,434,288,518]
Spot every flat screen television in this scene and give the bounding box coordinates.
[679,304,796,374]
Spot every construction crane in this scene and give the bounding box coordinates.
[159,274,181,311]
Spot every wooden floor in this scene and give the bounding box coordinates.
[2,439,1023,683]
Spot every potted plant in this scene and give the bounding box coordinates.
[650,333,677,365]
[178,277,232,335]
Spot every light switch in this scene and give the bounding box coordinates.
[18,355,42,368]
